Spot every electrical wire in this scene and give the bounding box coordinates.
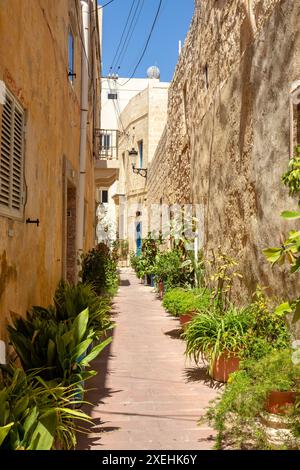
[111,0,143,73]
[116,0,145,71]
[110,0,136,70]
[106,78,126,134]
[119,0,163,86]
[98,0,115,9]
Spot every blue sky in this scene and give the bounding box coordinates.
[99,0,194,82]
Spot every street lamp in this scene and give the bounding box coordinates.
[128,147,147,178]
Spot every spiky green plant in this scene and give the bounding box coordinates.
[53,280,112,339]
[7,307,112,385]
[0,365,93,450]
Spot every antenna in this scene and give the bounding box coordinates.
[179,40,182,55]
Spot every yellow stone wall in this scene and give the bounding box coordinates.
[0,0,100,340]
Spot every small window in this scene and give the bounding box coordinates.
[108,93,118,100]
[0,88,25,218]
[101,190,108,204]
[68,31,75,82]
[101,133,111,150]
[138,140,143,168]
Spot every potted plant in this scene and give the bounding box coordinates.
[162,287,212,327]
[158,279,164,299]
[180,310,197,328]
[203,349,300,449]
[183,306,252,382]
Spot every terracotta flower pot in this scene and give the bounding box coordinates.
[211,352,241,383]
[179,313,195,328]
[265,391,297,415]
[158,281,164,299]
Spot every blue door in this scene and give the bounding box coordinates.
[136,222,142,256]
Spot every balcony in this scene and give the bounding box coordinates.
[94,129,119,187]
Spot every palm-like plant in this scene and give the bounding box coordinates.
[0,366,93,450]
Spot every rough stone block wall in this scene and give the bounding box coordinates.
[147,0,300,301]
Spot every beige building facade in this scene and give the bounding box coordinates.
[0,0,102,342]
[117,78,169,253]
[147,0,300,300]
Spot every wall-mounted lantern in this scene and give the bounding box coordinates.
[128,147,147,178]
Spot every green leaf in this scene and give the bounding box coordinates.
[47,338,56,366]
[81,337,112,366]
[71,338,92,362]
[0,422,14,446]
[281,210,300,220]
[291,257,300,273]
[28,414,56,450]
[262,247,283,264]
[23,406,39,441]
[72,308,89,344]
[55,407,91,421]
[14,395,29,418]
[274,302,292,315]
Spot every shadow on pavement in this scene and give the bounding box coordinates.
[184,367,224,390]
[76,300,121,449]
[164,328,183,340]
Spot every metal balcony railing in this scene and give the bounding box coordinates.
[94,129,119,160]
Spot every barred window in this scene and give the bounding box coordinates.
[0,88,25,218]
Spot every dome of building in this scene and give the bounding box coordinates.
[147,66,160,79]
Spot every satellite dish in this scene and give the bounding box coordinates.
[147,66,160,79]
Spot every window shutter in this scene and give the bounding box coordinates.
[12,105,24,210]
[0,93,13,207]
[0,88,25,217]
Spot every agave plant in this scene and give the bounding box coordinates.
[8,307,112,385]
[0,365,93,450]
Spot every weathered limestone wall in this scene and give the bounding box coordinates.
[147,0,300,301]
[0,0,100,340]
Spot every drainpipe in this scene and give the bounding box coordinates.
[77,0,89,264]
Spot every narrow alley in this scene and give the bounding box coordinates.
[78,269,218,450]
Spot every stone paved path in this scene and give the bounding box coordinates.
[77,268,218,450]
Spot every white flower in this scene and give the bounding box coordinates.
[292,340,300,350]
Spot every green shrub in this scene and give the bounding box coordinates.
[81,243,118,296]
[8,307,111,385]
[130,235,163,280]
[0,366,92,450]
[162,288,211,317]
[204,350,300,449]
[54,281,112,339]
[153,248,191,290]
[183,287,290,372]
